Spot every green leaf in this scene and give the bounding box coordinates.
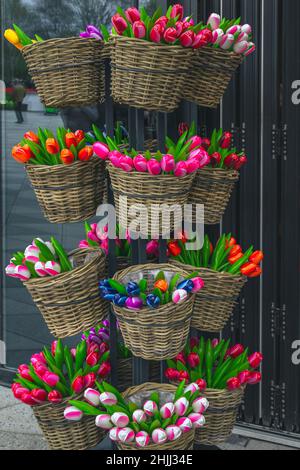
[51,237,72,272]
[168,273,181,294]
[139,279,147,292]
[101,381,127,407]
[174,380,186,401]
[108,279,127,295]
[68,400,102,415]
[100,24,110,42]
[35,34,44,42]
[34,239,55,262]
[13,24,32,46]
[155,271,165,281]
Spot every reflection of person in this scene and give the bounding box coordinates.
[11,80,26,124]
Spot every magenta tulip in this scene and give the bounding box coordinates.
[112,14,128,35]
[30,353,46,366]
[118,155,134,172]
[227,25,241,35]
[43,371,59,388]
[150,24,163,43]
[93,142,109,160]
[207,13,221,30]
[164,27,177,43]
[161,154,175,172]
[108,150,122,167]
[133,154,148,172]
[220,33,234,50]
[212,338,219,348]
[133,21,146,39]
[186,158,199,174]
[51,340,57,356]
[155,16,168,29]
[147,158,161,175]
[175,21,184,37]
[174,161,187,177]
[247,371,262,385]
[125,7,140,24]
[187,352,200,368]
[72,376,85,394]
[34,362,48,379]
[190,276,205,293]
[146,240,159,258]
[187,135,202,151]
[227,377,241,390]
[179,30,194,47]
[18,365,33,382]
[31,388,47,404]
[238,370,250,385]
[170,3,184,21]
[192,32,207,49]
[248,352,263,369]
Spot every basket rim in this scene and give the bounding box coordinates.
[23,36,104,52]
[112,35,192,53]
[108,162,195,182]
[25,155,100,171]
[198,166,239,176]
[170,260,246,282]
[24,247,104,287]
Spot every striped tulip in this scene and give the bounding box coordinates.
[5,263,17,278]
[31,388,47,404]
[119,155,134,172]
[24,245,40,263]
[212,28,224,45]
[143,400,158,416]
[227,25,241,35]
[84,388,101,406]
[118,427,135,443]
[192,397,209,413]
[174,161,188,178]
[241,24,252,34]
[244,42,256,56]
[60,149,75,165]
[100,392,117,406]
[48,390,63,404]
[172,289,188,304]
[109,428,120,441]
[160,403,175,419]
[152,428,167,444]
[46,138,60,155]
[95,414,113,430]
[176,417,193,433]
[93,142,109,160]
[75,130,85,144]
[133,21,146,39]
[184,383,199,395]
[237,32,249,43]
[111,412,130,428]
[65,132,77,148]
[188,413,206,428]
[174,397,189,416]
[15,265,31,281]
[132,409,147,423]
[233,40,249,54]
[44,261,61,276]
[166,425,182,441]
[34,262,48,277]
[161,154,175,173]
[207,13,221,30]
[220,34,235,50]
[78,146,93,162]
[133,154,148,172]
[147,158,161,175]
[64,406,83,421]
[136,431,150,448]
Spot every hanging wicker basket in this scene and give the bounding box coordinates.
[118,383,195,450]
[26,157,105,224]
[24,248,109,338]
[110,36,193,112]
[118,357,161,391]
[22,37,105,108]
[188,167,239,225]
[108,163,195,236]
[171,260,247,332]
[194,387,245,445]
[112,264,195,360]
[184,47,243,108]
[33,394,105,450]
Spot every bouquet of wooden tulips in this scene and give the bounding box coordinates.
[64,380,208,447]
[12,339,110,406]
[175,122,247,170]
[165,337,263,390]
[4,24,43,50]
[11,128,93,165]
[85,122,128,148]
[79,222,159,259]
[5,237,73,282]
[99,270,204,310]
[168,233,263,278]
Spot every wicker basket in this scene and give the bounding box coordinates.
[171,260,246,332]
[33,395,104,450]
[118,357,161,391]
[184,47,243,108]
[188,167,239,225]
[24,248,109,338]
[26,157,105,224]
[194,387,245,445]
[108,163,195,236]
[112,264,195,360]
[110,36,193,112]
[118,383,195,450]
[22,37,105,108]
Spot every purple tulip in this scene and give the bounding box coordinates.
[133,154,148,172]
[125,297,143,310]
[147,158,161,175]
[102,319,110,328]
[118,156,134,172]
[93,142,110,160]
[80,25,103,40]
[161,154,175,173]
[174,161,188,178]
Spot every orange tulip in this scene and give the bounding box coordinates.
[75,130,85,144]
[24,131,39,144]
[65,132,77,148]
[78,146,93,162]
[46,138,60,155]
[12,144,33,164]
[154,280,169,293]
[60,149,75,165]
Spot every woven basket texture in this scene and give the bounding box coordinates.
[22,37,105,108]
[26,157,105,224]
[194,387,245,445]
[171,260,246,332]
[188,167,239,225]
[184,47,243,108]
[108,163,195,236]
[117,358,161,391]
[24,248,109,338]
[33,394,104,450]
[112,263,195,360]
[117,383,195,450]
[111,36,193,112]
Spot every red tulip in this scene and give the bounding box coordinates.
[72,376,85,394]
[34,362,48,379]
[180,30,195,47]
[219,132,232,149]
[84,373,96,388]
[170,3,184,21]
[187,352,200,368]
[31,388,47,404]
[190,337,199,349]
[165,368,180,381]
[227,344,244,359]
[18,365,33,382]
[24,131,39,143]
[196,379,207,391]
[164,27,178,43]
[178,122,189,136]
[86,351,100,367]
[210,152,221,167]
[155,16,168,29]
[248,266,262,278]
[150,24,163,43]
[98,361,111,378]
[234,155,247,170]
[125,7,140,24]
[224,153,239,169]
[227,377,241,390]
[248,352,263,369]
[133,20,146,39]
[12,384,29,399]
[112,14,128,35]
[43,371,60,388]
[249,251,264,265]
[99,342,110,356]
[65,132,77,148]
[20,392,36,406]
[78,146,93,162]
[175,352,186,365]
[175,21,184,37]
[238,370,250,385]
[60,149,75,165]
[12,144,33,164]
[75,129,85,144]
[247,371,262,385]
[178,370,190,384]
[188,135,202,151]
[201,138,211,150]
[48,390,63,404]
[51,340,58,356]
[46,138,60,155]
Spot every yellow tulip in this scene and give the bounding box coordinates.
[4,29,20,45]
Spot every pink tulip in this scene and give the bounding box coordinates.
[150,24,163,43]
[18,365,33,381]
[79,240,89,249]
[164,27,178,43]
[5,263,17,278]
[212,28,224,44]
[34,261,48,277]
[227,25,241,35]
[71,348,76,358]
[244,42,256,56]
[118,155,134,172]
[93,142,110,160]
[160,403,175,419]
[100,392,117,406]
[220,33,234,50]
[30,353,46,366]
[51,340,57,356]
[188,413,206,428]
[43,371,60,388]
[207,13,221,30]
[241,24,252,34]
[179,29,195,47]
[48,390,62,404]
[233,40,249,54]
[146,240,159,258]
[238,370,250,385]
[227,377,241,390]
[118,427,135,443]
[176,417,193,433]
[112,14,128,35]
[31,388,47,404]
[186,158,199,174]
[170,3,184,21]
[188,135,202,150]
[174,161,187,178]
[111,412,130,428]
[175,21,184,37]
[174,397,189,416]
[20,392,36,406]
[155,16,168,29]
[24,245,40,263]
[191,276,205,293]
[133,20,146,39]
[95,414,113,430]
[132,410,147,424]
[192,32,207,49]
[64,406,83,421]
[15,265,31,281]
[161,154,175,172]
[212,338,219,348]
[147,158,161,175]
[136,431,150,448]
[166,425,182,441]
[184,383,199,395]
[125,7,140,24]
[108,150,123,167]
[44,261,61,276]
[34,362,48,379]
[192,397,209,413]
[152,428,167,444]
[133,154,148,172]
